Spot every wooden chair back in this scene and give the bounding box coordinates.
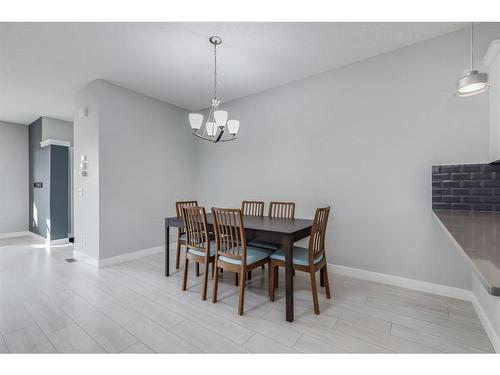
[182,206,210,255]
[268,201,295,219]
[241,201,265,216]
[175,200,198,217]
[211,208,247,266]
[307,206,330,261]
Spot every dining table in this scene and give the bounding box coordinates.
[164,213,314,322]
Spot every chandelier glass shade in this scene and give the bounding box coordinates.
[189,36,239,143]
[455,23,489,97]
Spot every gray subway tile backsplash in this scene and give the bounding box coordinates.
[432,163,500,212]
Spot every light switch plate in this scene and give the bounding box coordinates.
[78,187,83,196]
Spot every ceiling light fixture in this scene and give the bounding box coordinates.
[456,22,489,97]
[188,36,239,143]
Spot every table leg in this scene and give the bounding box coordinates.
[282,236,294,322]
[165,222,170,277]
[320,267,325,287]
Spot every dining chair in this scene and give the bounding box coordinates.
[241,200,265,216]
[269,206,331,314]
[247,201,296,253]
[211,207,271,315]
[181,206,216,300]
[175,200,198,271]
[242,200,265,277]
[269,201,296,219]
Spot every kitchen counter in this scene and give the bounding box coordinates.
[434,209,500,296]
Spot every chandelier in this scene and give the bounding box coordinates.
[188,36,240,143]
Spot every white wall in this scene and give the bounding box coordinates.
[193,25,500,290]
[41,117,73,145]
[74,80,196,262]
[74,81,101,259]
[0,121,28,235]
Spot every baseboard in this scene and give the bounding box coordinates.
[0,231,31,239]
[26,231,69,246]
[50,238,70,245]
[98,245,164,267]
[471,295,500,353]
[73,250,99,267]
[328,263,473,302]
[74,243,173,268]
[27,231,48,242]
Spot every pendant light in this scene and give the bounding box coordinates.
[456,22,489,97]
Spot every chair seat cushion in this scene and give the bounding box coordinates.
[247,239,282,253]
[270,246,324,266]
[187,241,216,257]
[219,246,270,266]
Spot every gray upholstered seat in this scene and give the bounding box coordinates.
[270,246,323,266]
[187,241,217,257]
[218,246,269,265]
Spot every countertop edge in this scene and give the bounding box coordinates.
[432,210,500,297]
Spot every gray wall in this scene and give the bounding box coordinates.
[193,25,500,290]
[0,121,28,235]
[49,145,69,240]
[29,118,50,238]
[29,118,69,240]
[41,116,74,237]
[74,80,196,261]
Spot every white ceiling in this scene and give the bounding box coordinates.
[0,22,467,124]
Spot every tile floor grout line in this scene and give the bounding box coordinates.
[363,297,489,337]
[98,301,199,353]
[239,332,257,347]
[98,271,261,345]
[242,332,296,353]
[166,318,243,354]
[54,297,137,354]
[47,322,108,354]
[0,334,10,354]
[165,314,252,348]
[331,295,487,338]
[120,340,156,354]
[16,296,67,354]
[332,304,493,352]
[290,333,304,348]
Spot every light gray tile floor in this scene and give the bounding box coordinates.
[0,236,494,353]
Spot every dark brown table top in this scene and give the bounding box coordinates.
[433,209,500,296]
[166,213,313,234]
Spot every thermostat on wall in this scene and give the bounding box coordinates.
[78,107,88,119]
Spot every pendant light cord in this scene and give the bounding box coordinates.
[470,22,474,71]
[214,41,217,101]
